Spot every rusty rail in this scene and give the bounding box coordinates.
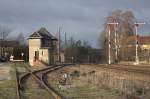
[15,68,21,99]
[19,64,73,99]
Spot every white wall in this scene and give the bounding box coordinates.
[29,39,41,66]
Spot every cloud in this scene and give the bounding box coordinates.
[0,0,150,48]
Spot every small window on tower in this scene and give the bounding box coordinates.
[42,51,44,56]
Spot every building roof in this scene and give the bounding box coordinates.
[126,35,150,45]
[0,40,19,47]
[29,27,57,40]
[138,36,150,45]
[126,36,136,45]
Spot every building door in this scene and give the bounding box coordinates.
[35,51,39,61]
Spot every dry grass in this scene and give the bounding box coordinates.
[46,65,127,99]
[0,63,17,99]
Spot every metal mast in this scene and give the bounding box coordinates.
[114,21,119,62]
[107,22,119,64]
[65,32,67,47]
[134,22,145,65]
[58,27,61,62]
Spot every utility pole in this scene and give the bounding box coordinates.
[65,32,67,47]
[107,22,119,64]
[115,23,119,62]
[134,22,145,65]
[108,27,111,64]
[57,27,61,63]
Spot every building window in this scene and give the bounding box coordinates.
[42,51,44,56]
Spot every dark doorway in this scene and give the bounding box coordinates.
[34,51,39,61]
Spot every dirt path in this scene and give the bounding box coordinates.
[0,63,11,80]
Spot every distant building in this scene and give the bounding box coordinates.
[138,36,150,62]
[0,40,19,59]
[125,35,150,62]
[28,27,58,66]
[138,36,150,50]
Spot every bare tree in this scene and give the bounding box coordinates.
[17,32,25,45]
[0,25,11,40]
[99,10,136,63]
[65,37,92,63]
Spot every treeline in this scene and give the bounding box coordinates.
[63,37,101,64]
[13,32,28,61]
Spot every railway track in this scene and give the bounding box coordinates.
[17,63,73,99]
[98,64,150,75]
[16,63,149,99]
[15,68,21,99]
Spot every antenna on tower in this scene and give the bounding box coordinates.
[65,32,67,47]
[57,27,61,62]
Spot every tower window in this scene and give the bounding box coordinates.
[42,51,44,55]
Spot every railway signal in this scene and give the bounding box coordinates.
[134,22,145,65]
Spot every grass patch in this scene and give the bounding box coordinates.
[52,83,122,99]
[0,63,17,99]
[48,66,124,99]
[23,88,54,99]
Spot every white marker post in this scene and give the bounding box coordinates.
[21,52,24,60]
[10,55,14,62]
[134,22,145,65]
[107,22,119,64]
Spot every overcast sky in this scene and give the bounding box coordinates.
[0,0,150,48]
